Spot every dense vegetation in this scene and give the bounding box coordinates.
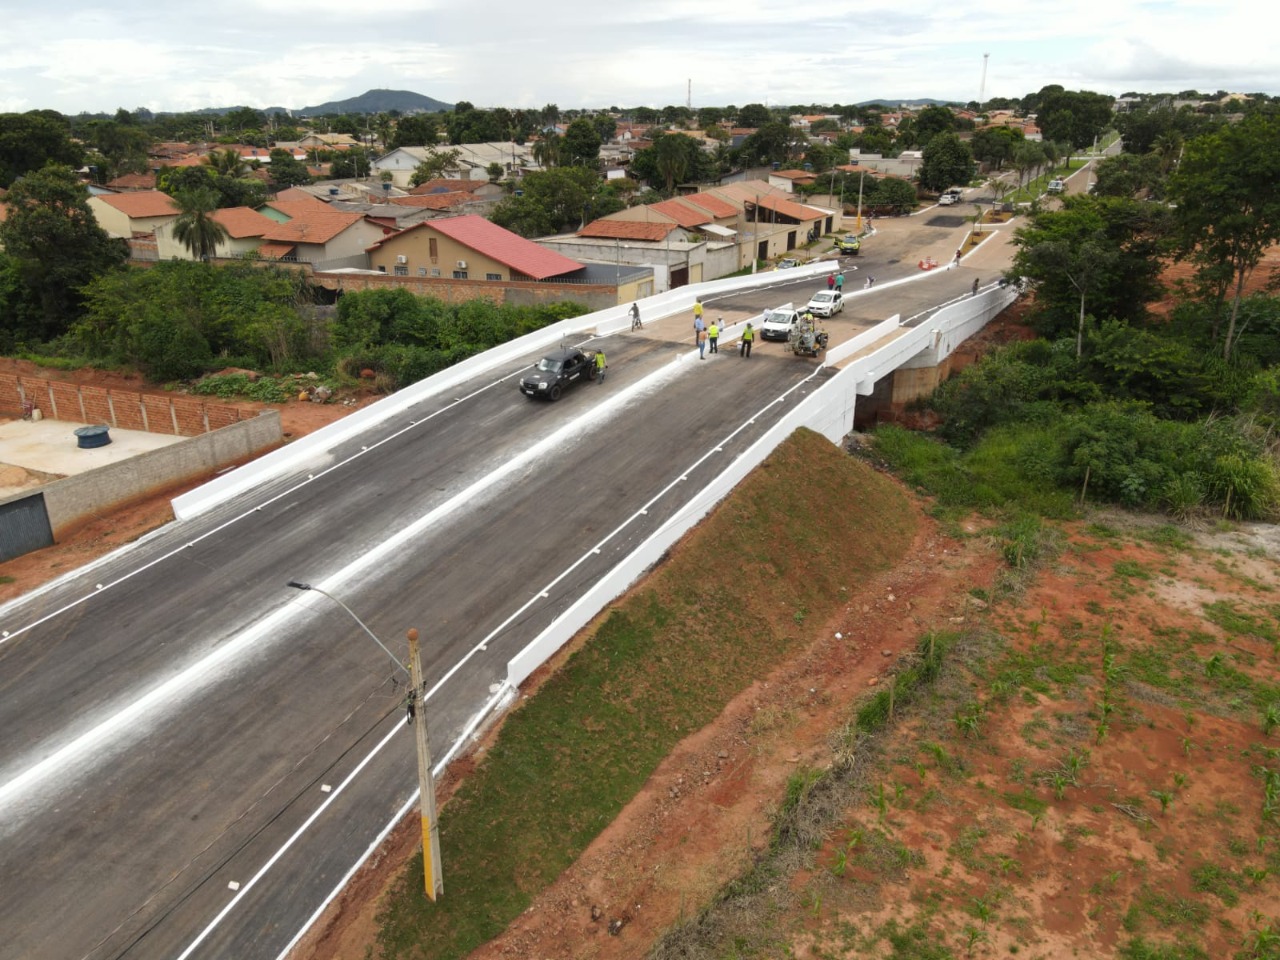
[59,262,586,388]
[876,107,1280,522]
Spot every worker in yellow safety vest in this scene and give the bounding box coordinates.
[740,323,754,358]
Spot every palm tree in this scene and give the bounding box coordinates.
[204,147,248,178]
[655,134,689,195]
[172,188,229,261]
[532,133,563,169]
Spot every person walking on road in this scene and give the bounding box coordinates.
[972,278,980,297]
[708,318,720,353]
[629,302,642,330]
[693,298,704,331]
[835,271,844,292]
[827,272,835,290]
[697,326,707,359]
[595,349,607,383]
[740,322,755,358]
[953,248,962,267]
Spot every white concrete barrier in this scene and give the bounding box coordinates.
[504,282,1018,692]
[173,262,837,520]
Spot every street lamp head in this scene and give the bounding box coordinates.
[286,580,312,591]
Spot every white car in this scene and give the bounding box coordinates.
[805,290,844,318]
[1047,179,1066,194]
[760,303,802,340]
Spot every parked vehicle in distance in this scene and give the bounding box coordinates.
[519,347,595,401]
[760,303,802,340]
[805,290,844,318]
[833,235,861,254]
[939,187,964,206]
[776,257,801,269]
[1047,179,1066,194]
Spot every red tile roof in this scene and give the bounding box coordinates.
[772,169,814,181]
[680,191,739,219]
[390,193,477,210]
[409,179,490,195]
[649,198,710,228]
[274,187,319,202]
[211,206,276,238]
[106,172,157,191]
[578,219,678,242]
[371,215,583,280]
[753,194,824,222]
[261,204,366,244]
[97,191,179,218]
[264,197,334,218]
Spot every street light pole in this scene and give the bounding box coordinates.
[286,581,443,901]
[408,628,444,900]
[855,170,865,233]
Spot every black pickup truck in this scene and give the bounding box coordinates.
[519,347,595,400]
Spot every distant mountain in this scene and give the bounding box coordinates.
[298,89,453,116]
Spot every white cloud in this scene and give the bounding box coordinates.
[0,0,1273,114]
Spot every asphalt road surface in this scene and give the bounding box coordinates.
[0,221,994,960]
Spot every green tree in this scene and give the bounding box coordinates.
[738,121,794,166]
[654,132,691,193]
[224,107,266,135]
[1010,195,1170,354]
[563,117,602,166]
[0,111,83,187]
[0,164,126,339]
[391,114,439,149]
[532,133,563,169]
[204,147,249,178]
[736,103,772,127]
[1167,113,1280,358]
[489,166,622,237]
[1013,141,1047,191]
[408,148,463,185]
[591,114,617,143]
[865,177,918,215]
[919,133,974,192]
[1036,89,1114,159]
[267,148,312,187]
[80,119,151,178]
[970,127,1023,170]
[914,105,957,144]
[171,188,230,261]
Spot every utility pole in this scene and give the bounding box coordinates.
[285,582,443,901]
[855,170,865,233]
[408,628,443,901]
[979,53,990,108]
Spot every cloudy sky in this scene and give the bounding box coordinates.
[1,0,1275,115]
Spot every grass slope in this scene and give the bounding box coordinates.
[374,427,918,958]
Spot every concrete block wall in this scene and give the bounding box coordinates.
[40,411,283,539]
[311,271,621,313]
[0,372,248,438]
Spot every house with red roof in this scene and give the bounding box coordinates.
[154,206,280,260]
[257,198,388,268]
[366,214,584,282]
[86,190,179,237]
[105,172,158,192]
[408,178,504,199]
[768,169,818,193]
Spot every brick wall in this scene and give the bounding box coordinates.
[0,373,250,437]
[312,271,620,313]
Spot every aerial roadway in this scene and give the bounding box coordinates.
[0,221,995,960]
